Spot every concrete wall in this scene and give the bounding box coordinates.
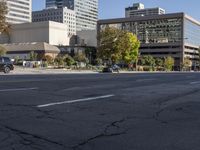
[0,21,69,46]
[48,21,69,46]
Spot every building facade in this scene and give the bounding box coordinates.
[2,42,60,60]
[125,3,165,18]
[32,7,76,36]
[0,21,70,46]
[46,0,98,31]
[5,0,32,24]
[98,13,200,70]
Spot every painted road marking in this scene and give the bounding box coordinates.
[37,94,115,108]
[0,87,39,92]
[190,81,200,85]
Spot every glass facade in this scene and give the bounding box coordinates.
[184,19,200,46]
[100,17,183,45]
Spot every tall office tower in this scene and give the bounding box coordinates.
[46,0,98,31]
[4,0,32,24]
[32,7,76,36]
[125,3,165,18]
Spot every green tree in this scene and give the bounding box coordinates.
[122,32,140,69]
[164,56,175,71]
[0,1,8,33]
[98,27,140,66]
[182,57,192,71]
[54,55,64,67]
[29,51,38,61]
[0,45,6,56]
[141,55,155,67]
[95,58,103,66]
[98,27,124,64]
[63,54,75,66]
[155,58,164,67]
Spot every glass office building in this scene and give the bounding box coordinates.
[98,13,200,70]
[46,0,98,31]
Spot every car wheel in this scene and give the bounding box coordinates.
[4,67,10,74]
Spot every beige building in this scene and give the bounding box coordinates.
[2,42,60,59]
[0,21,69,46]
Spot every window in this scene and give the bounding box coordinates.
[3,57,11,63]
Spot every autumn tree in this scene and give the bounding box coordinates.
[0,44,6,56]
[122,32,140,69]
[182,57,192,71]
[164,56,175,71]
[98,27,140,66]
[0,1,8,33]
[98,27,122,64]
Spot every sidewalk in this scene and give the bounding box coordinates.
[2,67,99,75]
[1,67,199,75]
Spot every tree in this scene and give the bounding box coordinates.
[98,26,140,66]
[122,32,140,69]
[164,56,175,71]
[0,1,8,33]
[43,55,54,64]
[182,57,192,71]
[0,45,6,56]
[141,55,155,67]
[74,53,89,64]
[98,27,124,64]
[63,54,75,66]
[54,55,64,67]
[95,58,103,66]
[29,51,38,61]
[155,58,164,67]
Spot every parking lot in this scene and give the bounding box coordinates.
[1,73,200,150]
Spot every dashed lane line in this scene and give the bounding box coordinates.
[0,87,39,92]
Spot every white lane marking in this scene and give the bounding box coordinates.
[190,81,200,85]
[0,87,39,92]
[37,94,115,108]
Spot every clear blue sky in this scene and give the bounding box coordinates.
[32,0,200,20]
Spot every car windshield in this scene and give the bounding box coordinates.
[3,57,11,63]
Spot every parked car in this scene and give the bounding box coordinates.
[0,57,14,73]
[102,65,120,73]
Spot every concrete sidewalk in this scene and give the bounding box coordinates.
[0,67,98,75]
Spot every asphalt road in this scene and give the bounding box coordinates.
[1,72,200,150]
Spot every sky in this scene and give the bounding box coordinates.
[32,0,200,20]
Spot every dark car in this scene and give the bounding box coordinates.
[102,67,113,73]
[0,57,14,73]
[102,65,120,73]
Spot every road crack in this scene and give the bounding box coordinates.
[72,118,128,150]
[0,124,66,150]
